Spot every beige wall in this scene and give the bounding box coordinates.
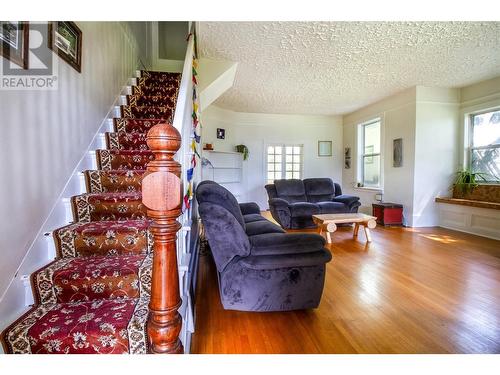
[0,21,149,298]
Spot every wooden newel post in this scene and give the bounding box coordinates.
[142,122,184,354]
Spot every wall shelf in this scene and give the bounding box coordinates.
[204,150,241,155]
[202,149,244,200]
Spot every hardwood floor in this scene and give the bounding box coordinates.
[190,213,500,354]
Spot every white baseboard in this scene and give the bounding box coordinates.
[438,203,500,240]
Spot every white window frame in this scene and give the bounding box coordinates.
[467,107,500,183]
[265,143,304,184]
[358,118,382,188]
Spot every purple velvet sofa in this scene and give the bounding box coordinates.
[196,181,332,312]
[265,178,361,229]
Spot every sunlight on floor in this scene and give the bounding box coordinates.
[404,228,421,233]
[358,264,381,305]
[419,233,461,244]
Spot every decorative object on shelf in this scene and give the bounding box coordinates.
[372,202,403,226]
[451,168,489,198]
[0,21,29,69]
[235,144,249,160]
[216,128,225,139]
[201,157,213,168]
[183,33,201,210]
[356,182,363,187]
[344,147,351,169]
[203,143,213,150]
[48,21,82,72]
[393,138,403,167]
[318,141,332,157]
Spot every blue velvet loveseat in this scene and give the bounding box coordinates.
[265,178,361,229]
[196,181,332,312]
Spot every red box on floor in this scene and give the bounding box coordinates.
[372,202,403,226]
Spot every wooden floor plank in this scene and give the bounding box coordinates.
[191,215,500,354]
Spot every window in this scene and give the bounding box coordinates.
[470,109,500,182]
[267,145,303,184]
[360,120,381,187]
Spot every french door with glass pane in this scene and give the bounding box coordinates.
[266,144,303,184]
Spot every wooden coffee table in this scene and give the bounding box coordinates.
[312,213,377,244]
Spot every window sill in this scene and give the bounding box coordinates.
[435,197,500,211]
[353,186,383,193]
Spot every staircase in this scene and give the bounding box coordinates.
[1,71,182,354]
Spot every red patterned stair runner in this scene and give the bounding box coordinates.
[1,71,181,354]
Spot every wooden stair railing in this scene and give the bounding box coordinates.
[142,122,184,354]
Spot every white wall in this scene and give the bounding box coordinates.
[202,106,343,209]
[0,22,148,301]
[413,87,460,227]
[342,87,417,225]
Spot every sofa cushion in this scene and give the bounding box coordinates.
[245,220,285,236]
[239,202,261,215]
[274,179,307,203]
[196,182,245,228]
[317,201,346,214]
[303,178,335,203]
[243,214,267,223]
[199,203,251,271]
[289,202,320,217]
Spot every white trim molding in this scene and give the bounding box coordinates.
[437,202,500,240]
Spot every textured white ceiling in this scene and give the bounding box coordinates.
[198,22,500,115]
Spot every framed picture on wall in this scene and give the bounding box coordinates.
[318,141,332,156]
[48,21,82,73]
[216,128,225,139]
[0,21,29,69]
[344,147,351,169]
[393,138,403,167]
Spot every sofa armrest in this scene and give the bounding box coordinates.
[268,197,290,208]
[240,250,332,270]
[268,198,292,228]
[239,202,261,215]
[332,194,360,207]
[249,233,325,256]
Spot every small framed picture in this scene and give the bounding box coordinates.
[393,138,403,167]
[0,21,29,69]
[48,21,82,73]
[216,128,225,139]
[344,147,351,169]
[318,141,332,157]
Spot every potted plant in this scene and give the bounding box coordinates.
[451,168,489,198]
[235,144,249,160]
